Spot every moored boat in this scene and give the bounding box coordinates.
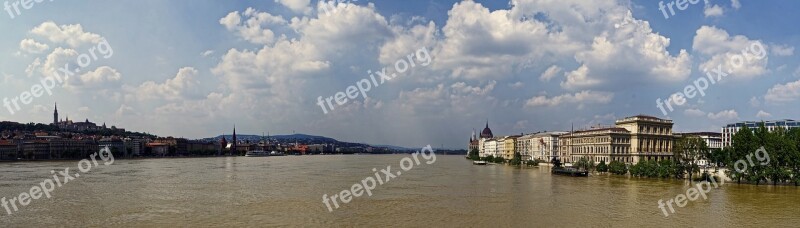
[473,160,487,165]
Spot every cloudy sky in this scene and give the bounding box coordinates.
[1,0,798,148]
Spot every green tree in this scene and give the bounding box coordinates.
[597,161,608,172]
[608,160,627,175]
[468,149,480,160]
[674,136,709,182]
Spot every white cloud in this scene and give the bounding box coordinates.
[19,39,49,54]
[707,109,738,121]
[275,0,311,14]
[684,108,706,117]
[201,50,214,57]
[539,65,562,82]
[64,66,122,91]
[756,110,772,118]
[764,79,800,103]
[508,81,524,89]
[693,26,768,79]
[524,90,613,107]
[130,67,203,101]
[771,44,794,56]
[704,4,724,17]
[749,96,760,107]
[30,21,103,47]
[731,0,741,9]
[219,8,287,45]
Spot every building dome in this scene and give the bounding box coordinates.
[480,121,493,138]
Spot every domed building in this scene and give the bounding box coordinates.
[480,121,493,139]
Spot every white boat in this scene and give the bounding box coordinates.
[473,161,487,165]
[270,151,286,156]
[246,150,270,157]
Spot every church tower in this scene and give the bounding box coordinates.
[53,103,58,125]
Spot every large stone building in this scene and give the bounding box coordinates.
[517,132,567,162]
[559,115,675,164]
[721,119,799,148]
[675,132,722,149]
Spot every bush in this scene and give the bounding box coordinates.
[609,160,628,175]
[597,161,608,172]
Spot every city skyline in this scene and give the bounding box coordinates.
[1,0,799,148]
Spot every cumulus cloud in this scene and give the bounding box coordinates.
[704,4,724,17]
[693,26,768,79]
[764,79,800,103]
[219,8,287,44]
[130,67,203,101]
[275,0,311,14]
[771,44,794,56]
[684,108,706,117]
[19,39,49,54]
[756,110,772,118]
[707,109,738,121]
[524,90,613,107]
[539,65,562,82]
[30,21,103,47]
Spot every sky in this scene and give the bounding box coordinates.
[0,0,798,148]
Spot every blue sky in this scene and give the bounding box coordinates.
[0,0,798,148]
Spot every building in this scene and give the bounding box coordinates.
[675,132,722,149]
[515,134,535,161]
[722,119,800,148]
[22,140,50,159]
[52,103,107,131]
[0,140,17,160]
[99,137,126,157]
[559,115,675,164]
[500,136,518,160]
[615,115,675,164]
[476,121,494,157]
[482,139,498,158]
[560,127,631,164]
[528,132,567,162]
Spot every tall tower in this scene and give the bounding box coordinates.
[231,125,237,156]
[53,103,58,125]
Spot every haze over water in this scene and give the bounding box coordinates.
[1,155,798,227]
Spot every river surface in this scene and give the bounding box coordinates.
[0,155,799,227]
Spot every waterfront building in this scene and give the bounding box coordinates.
[22,140,50,159]
[721,119,800,148]
[475,121,494,157]
[501,136,518,160]
[0,140,17,160]
[483,139,498,157]
[529,132,567,161]
[675,132,722,149]
[559,115,674,164]
[515,134,535,161]
[99,137,126,157]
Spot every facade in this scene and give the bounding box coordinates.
[615,115,675,164]
[559,128,630,164]
[675,132,722,149]
[722,119,800,148]
[0,140,17,160]
[502,136,518,160]
[559,115,674,164]
[515,134,535,161]
[529,132,567,161]
[483,139,498,157]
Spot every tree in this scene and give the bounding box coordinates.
[597,161,608,172]
[574,157,590,171]
[729,125,755,184]
[468,149,480,160]
[674,136,709,182]
[608,160,627,175]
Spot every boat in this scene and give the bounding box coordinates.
[245,150,270,157]
[551,167,588,177]
[473,160,487,165]
[270,151,286,156]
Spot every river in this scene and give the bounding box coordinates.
[0,155,798,227]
